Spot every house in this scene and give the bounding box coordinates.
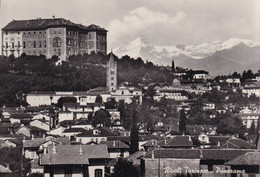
[110,86,143,104]
[15,125,47,138]
[225,78,241,87]
[238,111,260,129]
[62,127,87,140]
[242,86,260,98]
[76,127,117,144]
[154,89,188,101]
[23,137,70,159]
[9,113,32,124]
[39,144,109,177]
[100,140,129,158]
[0,139,22,148]
[30,119,50,131]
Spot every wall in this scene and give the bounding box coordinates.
[2,30,23,57]
[144,158,200,177]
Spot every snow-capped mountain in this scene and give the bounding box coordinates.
[114,37,260,75]
[115,36,259,60]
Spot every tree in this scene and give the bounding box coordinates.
[57,97,77,108]
[105,98,116,109]
[112,158,139,177]
[95,94,103,104]
[129,105,139,154]
[248,122,257,135]
[91,109,111,127]
[179,109,186,133]
[0,147,31,177]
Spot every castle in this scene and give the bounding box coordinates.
[1,18,107,61]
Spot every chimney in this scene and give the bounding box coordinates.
[6,164,10,170]
[188,136,191,141]
[113,141,116,147]
[164,138,167,145]
[217,141,220,148]
[43,134,46,139]
[31,134,34,140]
[79,144,83,155]
[52,143,56,154]
[151,150,154,159]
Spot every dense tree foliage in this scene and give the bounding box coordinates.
[112,158,139,177]
[0,147,31,177]
[91,109,111,127]
[57,97,77,108]
[0,53,173,107]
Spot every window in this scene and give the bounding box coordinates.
[6,42,8,49]
[68,39,71,46]
[18,41,20,48]
[23,32,26,38]
[58,48,61,56]
[54,31,56,35]
[34,32,36,38]
[65,168,72,177]
[111,71,115,75]
[39,32,42,38]
[95,169,102,177]
[53,37,61,47]
[111,77,114,80]
[89,34,91,39]
[23,42,26,48]
[122,91,124,95]
[74,40,77,46]
[39,41,42,48]
[111,82,114,86]
[44,41,46,47]
[28,41,31,48]
[34,41,36,48]
[12,42,14,48]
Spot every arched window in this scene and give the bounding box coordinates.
[53,37,61,47]
[95,169,102,177]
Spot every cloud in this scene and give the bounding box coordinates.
[108,7,186,47]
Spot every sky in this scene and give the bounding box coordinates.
[0,0,259,50]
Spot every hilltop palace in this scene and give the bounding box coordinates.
[1,18,107,61]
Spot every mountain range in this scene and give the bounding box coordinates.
[114,37,260,76]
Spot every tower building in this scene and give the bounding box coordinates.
[106,52,117,92]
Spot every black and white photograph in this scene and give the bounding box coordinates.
[0,0,259,177]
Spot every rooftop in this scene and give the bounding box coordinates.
[2,18,107,32]
[40,144,109,165]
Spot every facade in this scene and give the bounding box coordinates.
[242,86,260,98]
[2,18,107,61]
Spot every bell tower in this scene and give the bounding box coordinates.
[106,52,117,92]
